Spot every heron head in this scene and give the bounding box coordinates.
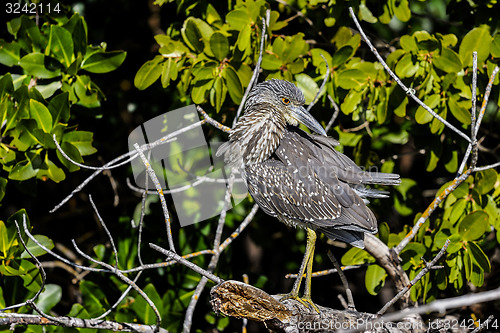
[249,79,326,136]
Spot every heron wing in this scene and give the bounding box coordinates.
[278,127,401,187]
[245,158,377,239]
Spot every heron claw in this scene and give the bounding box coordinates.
[279,293,320,313]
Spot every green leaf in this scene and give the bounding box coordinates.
[19,259,43,292]
[395,53,418,78]
[475,169,497,195]
[211,76,226,112]
[0,177,7,202]
[378,222,389,244]
[46,25,74,68]
[0,220,17,260]
[38,156,66,182]
[236,24,252,52]
[20,53,61,79]
[36,81,62,99]
[134,56,163,90]
[209,32,229,61]
[57,142,82,172]
[30,99,53,133]
[261,53,282,71]
[295,74,319,105]
[365,264,387,295]
[82,50,126,73]
[393,0,411,22]
[459,26,492,67]
[394,178,418,216]
[331,46,354,67]
[448,96,471,125]
[226,9,250,31]
[131,283,163,324]
[359,2,377,23]
[415,94,440,124]
[80,280,108,315]
[467,242,491,273]
[434,48,462,73]
[48,92,70,124]
[223,65,242,103]
[341,247,374,265]
[191,79,213,104]
[21,234,54,258]
[0,41,21,67]
[458,211,489,241]
[63,131,97,156]
[340,89,363,114]
[9,158,39,181]
[181,17,205,53]
[337,69,367,89]
[491,34,500,58]
[400,36,418,52]
[35,284,62,313]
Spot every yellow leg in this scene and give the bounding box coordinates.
[280,228,319,313]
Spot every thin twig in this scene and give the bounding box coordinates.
[134,143,175,253]
[1,216,48,313]
[307,53,329,112]
[183,174,235,333]
[325,95,340,132]
[71,240,162,330]
[395,169,471,254]
[219,203,259,252]
[470,315,495,333]
[327,249,355,311]
[233,10,270,126]
[348,7,471,144]
[89,195,119,268]
[341,287,500,333]
[378,240,450,316]
[0,313,169,333]
[149,244,223,284]
[196,105,230,133]
[51,119,204,213]
[285,263,369,279]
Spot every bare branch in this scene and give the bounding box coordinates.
[471,315,495,333]
[377,240,450,316]
[233,10,270,126]
[343,287,500,333]
[307,53,329,112]
[71,239,162,330]
[325,95,340,132]
[196,105,230,133]
[149,244,223,284]
[327,249,355,311]
[183,174,235,333]
[395,169,471,254]
[0,313,169,333]
[348,7,471,143]
[51,119,204,213]
[219,203,259,252]
[133,143,175,253]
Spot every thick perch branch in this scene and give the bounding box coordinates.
[210,280,417,333]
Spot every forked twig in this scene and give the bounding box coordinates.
[348,7,471,144]
[378,240,450,316]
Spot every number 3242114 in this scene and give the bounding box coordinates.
[5,2,61,14]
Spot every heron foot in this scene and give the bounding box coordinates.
[279,293,320,313]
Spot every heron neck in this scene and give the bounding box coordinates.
[231,105,286,165]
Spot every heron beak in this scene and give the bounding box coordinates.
[291,105,327,136]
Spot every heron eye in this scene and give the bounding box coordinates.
[282,98,290,105]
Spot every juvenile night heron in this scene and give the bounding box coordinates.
[217,79,400,310]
